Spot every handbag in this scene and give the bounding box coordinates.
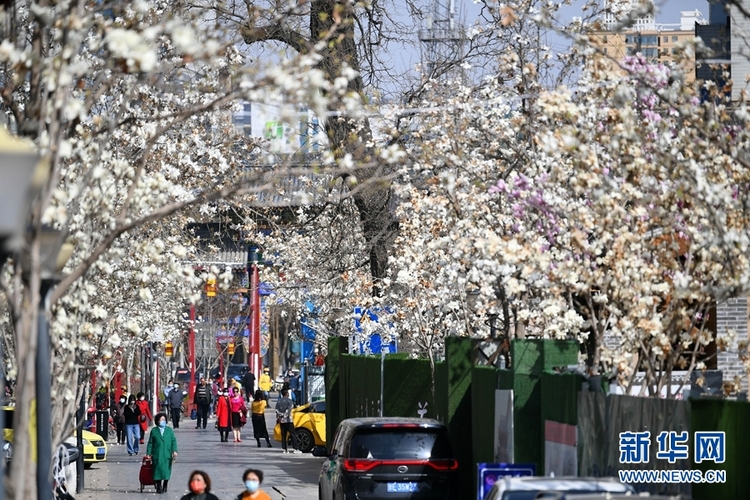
[190,408,197,420]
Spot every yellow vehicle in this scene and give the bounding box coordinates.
[274,399,326,453]
[2,405,107,468]
[80,429,107,468]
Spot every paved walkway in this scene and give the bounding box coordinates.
[75,406,323,500]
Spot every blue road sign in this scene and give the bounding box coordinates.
[477,463,536,500]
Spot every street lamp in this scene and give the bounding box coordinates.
[246,246,262,385]
[35,226,73,500]
[0,127,46,500]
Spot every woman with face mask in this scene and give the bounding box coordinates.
[236,468,271,500]
[215,388,231,442]
[178,470,220,500]
[110,395,127,445]
[123,394,143,456]
[136,392,153,445]
[146,413,178,494]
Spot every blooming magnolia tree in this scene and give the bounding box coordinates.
[0,0,375,497]
[385,26,750,397]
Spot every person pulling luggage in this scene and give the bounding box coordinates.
[146,413,178,494]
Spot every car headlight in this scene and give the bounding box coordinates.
[82,439,90,445]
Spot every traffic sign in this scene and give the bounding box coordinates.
[477,463,536,500]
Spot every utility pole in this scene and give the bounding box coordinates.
[418,0,466,82]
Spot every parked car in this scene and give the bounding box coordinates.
[79,430,108,468]
[485,476,636,500]
[317,417,459,500]
[3,406,106,469]
[273,400,326,453]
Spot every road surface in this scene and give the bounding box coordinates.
[75,407,323,500]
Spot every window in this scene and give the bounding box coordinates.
[663,36,669,43]
[603,48,608,54]
[672,36,678,42]
[625,35,634,44]
[641,35,658,45]
[349,430,454,460]
[603,35,608,43]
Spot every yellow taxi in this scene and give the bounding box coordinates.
[2,405,107,468]
[80,429,107,468]
[274,399,326,453]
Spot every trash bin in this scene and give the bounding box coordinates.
[95,410,108,442]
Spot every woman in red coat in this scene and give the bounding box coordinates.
[136,392,153,444]
[215,388,231,442]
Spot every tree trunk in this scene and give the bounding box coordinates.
[309,0,397,294]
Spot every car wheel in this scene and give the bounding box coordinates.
[296,428,314,453]
[84,462,92,469]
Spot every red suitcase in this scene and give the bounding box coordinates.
[139,456,155,492]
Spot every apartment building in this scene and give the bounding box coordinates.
[592,2,705,83]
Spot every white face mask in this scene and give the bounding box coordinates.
[119,398,126,404]
[173,384,179,389]
[140,396,145,401]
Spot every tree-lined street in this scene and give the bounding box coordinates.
[77,410,321,500]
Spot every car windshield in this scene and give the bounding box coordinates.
[349,429,453,460]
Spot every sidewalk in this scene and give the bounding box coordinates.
[75,405,322,500]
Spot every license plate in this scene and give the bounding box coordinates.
[97,447,105,455]
[387,482,418,493]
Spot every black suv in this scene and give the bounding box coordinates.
[318,418,459,500]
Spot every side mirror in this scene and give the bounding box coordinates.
[312,446,329,457]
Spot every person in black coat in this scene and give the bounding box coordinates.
[242,371,256,403]
[123,394,142,456]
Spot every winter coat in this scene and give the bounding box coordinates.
[167,387,184,409]
[193,383,212,406]
[215,396,231,429]
[136,400,152,432]
[275,397,294,424]
[110,402,126,424]
[242,372,256,392]
[258,373,272,391]
[123,403,141,425]
[146,426,178,481]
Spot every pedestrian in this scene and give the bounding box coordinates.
[229,386,246,442]
[277,381,295,406]
[110,394,126,445]
[276,389,299,454]
[215,387,232,442]
[167,381,184,428]
[123,394,142,456]
[242,369,256,403]
[136,392,153,444]
[193,377,212,429]
[258,367,272,401]
[179,470,221,500]
[235,468,271,500]
[287,369,301,406]
[251,389,272,448]
[146,413,178,494]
